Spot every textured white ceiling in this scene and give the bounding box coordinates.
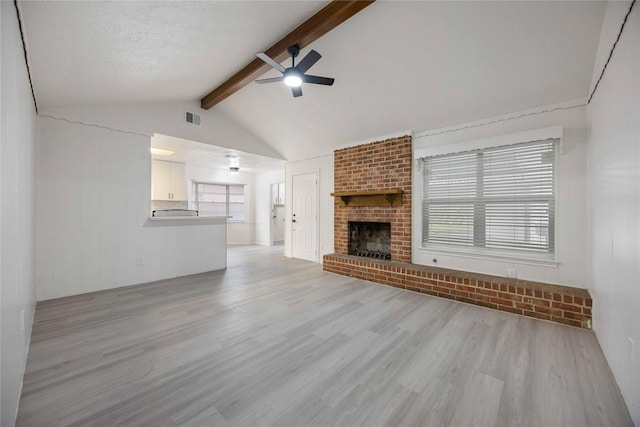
[20,0,325,107]
[20,1,607,162]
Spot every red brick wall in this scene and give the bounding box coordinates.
[325,134,593,329]
[324,254,593,329]
[333,136,412,262]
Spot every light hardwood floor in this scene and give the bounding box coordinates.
[17,246,632,426]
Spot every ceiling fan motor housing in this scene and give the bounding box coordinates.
[287,45,300,58]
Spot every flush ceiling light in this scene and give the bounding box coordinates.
[229,167,240,175]
[150,147,174,156]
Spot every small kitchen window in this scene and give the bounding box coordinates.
[192,182,245,221]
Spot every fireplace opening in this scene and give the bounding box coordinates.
[349,221,391,260]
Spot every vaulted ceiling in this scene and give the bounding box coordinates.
[20,1,607,161]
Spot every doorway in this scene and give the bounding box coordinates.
[291,172,318,262]
[271,183,285,245]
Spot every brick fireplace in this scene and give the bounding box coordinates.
[349,221,391,260]
[331,136,412,262]
[323,135,592,329]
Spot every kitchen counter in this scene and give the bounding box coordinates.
[144,216,227,226]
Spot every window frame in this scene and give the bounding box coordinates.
[414,127,562,264]
[191,181,246,222]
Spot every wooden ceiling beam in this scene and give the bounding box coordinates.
[200,0,375,110]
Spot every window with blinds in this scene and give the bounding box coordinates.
[192,182,245,221]
[422,139,556,258]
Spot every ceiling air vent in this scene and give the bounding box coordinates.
[185,112,201,126]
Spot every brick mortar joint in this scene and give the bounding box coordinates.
[323,255,592,327]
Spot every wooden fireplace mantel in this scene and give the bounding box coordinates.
[331,189,404,207]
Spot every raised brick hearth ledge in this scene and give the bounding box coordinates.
[323,254,592,329]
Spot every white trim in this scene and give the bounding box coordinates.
[315,168,321,263]
[415,131,560,264]
[285,152,333,166]
[413,98,585,139]
[417,246,559,268]
[415,126,563,159]
[552,138,560,266]
[333,130,413,152]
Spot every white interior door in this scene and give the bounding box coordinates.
[292,173,318,262]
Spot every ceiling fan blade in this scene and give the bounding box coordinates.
[303,75,335,86]
[255,77,284,84]
[296,50,321,74]
[292,86,303,97]
[256,52,285,73]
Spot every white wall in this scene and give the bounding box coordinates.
[413,102,589,288]
[254,169,285,246]
[39,101,284,160]
[588,2,639,423]
[36,117,226,301]
[186,164,256,245]
[0,2,38,425]
[284,155,334,262]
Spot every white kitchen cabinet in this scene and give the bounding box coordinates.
[152,160,187,201]
[168,162,187,200]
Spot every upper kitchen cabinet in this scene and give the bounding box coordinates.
[152,160,187,201]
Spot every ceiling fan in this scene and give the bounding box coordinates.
[255,45,335,98]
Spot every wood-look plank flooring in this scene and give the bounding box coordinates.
[17,246,633,426]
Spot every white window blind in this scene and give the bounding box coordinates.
[192,183,245,221]
[422,139,556,257]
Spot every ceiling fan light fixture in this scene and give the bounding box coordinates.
[256,47,333,97]
[283,69,303,87]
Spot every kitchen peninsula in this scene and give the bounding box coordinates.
[143,215,227,280]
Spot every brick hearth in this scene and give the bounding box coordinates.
[323,135,592,329]
[324,254,592,329]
